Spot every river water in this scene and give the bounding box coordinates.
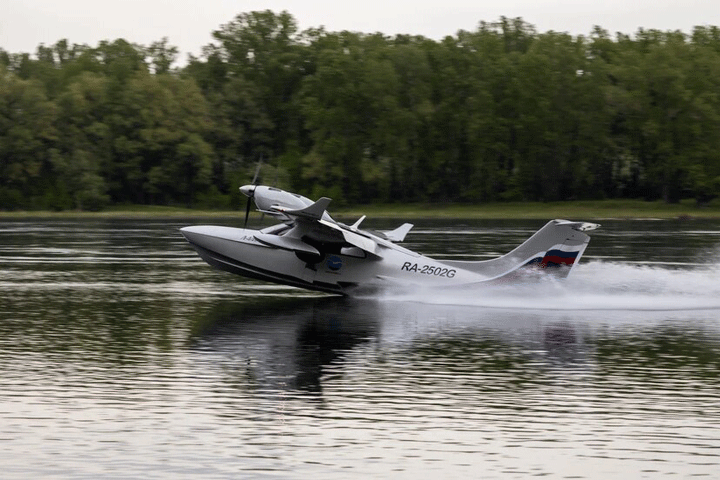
[1,217,720,479]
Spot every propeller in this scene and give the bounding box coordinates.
[241,158,263,228]
[243,188,253,228]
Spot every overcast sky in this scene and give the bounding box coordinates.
[3,0,718,62]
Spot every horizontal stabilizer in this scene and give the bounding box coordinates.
[554,220,601,232]
[382,223,413,242]
[254,232,320,256]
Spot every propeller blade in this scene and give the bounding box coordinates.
[252,157,262,185]
[243,156,262,228]
[244,196,252,228]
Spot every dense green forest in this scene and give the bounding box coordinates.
[2,11,720,210]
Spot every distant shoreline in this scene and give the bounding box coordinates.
[1,199,719,221]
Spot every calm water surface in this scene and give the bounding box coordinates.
[1,217,720,479]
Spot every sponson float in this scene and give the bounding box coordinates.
[181,185,600,295]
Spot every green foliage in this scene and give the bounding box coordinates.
[1,13,720,211]
[0,68,58,208]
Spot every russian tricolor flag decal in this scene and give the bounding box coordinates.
[525,244,584,268]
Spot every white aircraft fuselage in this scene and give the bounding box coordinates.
[181,186,600,295]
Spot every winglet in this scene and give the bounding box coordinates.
[274,197,331,220]
[351,215,366,230]
[382,223,413,242]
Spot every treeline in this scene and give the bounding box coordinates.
[2,11,720,210]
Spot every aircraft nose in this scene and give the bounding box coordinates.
[239,185,256,197]
[179,226,202,245]
[180,225,221,246]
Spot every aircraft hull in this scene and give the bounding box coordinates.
[180,216,596,296]
[181,185,597,295]
[180,225,488,295]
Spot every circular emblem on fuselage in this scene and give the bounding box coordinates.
[327,255,342,271]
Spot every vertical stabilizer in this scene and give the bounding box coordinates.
[440,219,600,281]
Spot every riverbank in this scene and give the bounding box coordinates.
[1,199,719,220]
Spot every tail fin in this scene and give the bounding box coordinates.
[441,219,600,282]
[523,220,600,272]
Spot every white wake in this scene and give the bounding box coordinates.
[377,261,720,312]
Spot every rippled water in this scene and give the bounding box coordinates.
[1,218,720,479]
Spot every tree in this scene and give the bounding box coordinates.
[0,68,57,209]
[298,31,409,203]
[146,37,179,74]
[2,13,720,209]
[210,10,305,165]
[53,72,111,210]
[117,72,213,206]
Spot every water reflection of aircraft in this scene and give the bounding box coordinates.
[374,301,592,366]
[189,297,380,393]
[180,185,600,295]
[189,298,593,395]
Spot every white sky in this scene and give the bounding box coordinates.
[2,0,718,63]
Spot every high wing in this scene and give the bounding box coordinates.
[317,219,380,255]
[251,194,382,257]
[240,184,414,259]
[265,196,332,221]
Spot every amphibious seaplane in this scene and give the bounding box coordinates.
[180,185,599,295]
